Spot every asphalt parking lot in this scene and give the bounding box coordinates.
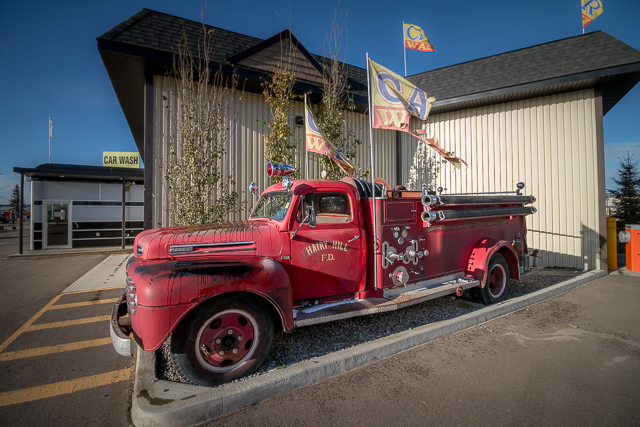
[0,228,135,426]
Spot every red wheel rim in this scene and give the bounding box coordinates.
[196,309,258,372]
[488,264,506,298]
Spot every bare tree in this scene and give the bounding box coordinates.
[262,35,299,181]
[164,23,243,226]
[314,8,364,180]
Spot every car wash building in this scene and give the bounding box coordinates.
[13,163,144,250]
[97,9,640,271]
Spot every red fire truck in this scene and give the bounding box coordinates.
[110,163,536,386]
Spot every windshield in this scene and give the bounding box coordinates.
[250,191,293,222]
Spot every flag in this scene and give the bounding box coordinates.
[305,105,356,176]
[403,23,435,52]
[369,58,466,169]
[582,0,603,28]
[369,59,435,130]
[410,131,467,169]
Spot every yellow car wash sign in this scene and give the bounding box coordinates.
[102,152,140,168]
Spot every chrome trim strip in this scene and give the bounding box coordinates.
[181,247,257,256]
[169,241,255,255]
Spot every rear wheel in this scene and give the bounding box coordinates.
[478,253,510,305]
[171,295,274,387]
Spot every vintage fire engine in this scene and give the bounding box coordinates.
[110,163,536,386]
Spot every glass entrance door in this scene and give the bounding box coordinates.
[45,202,71,248]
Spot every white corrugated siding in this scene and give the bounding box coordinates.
[152,76,396,225]
[401,89,601,270]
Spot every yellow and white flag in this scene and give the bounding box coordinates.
[369,59,434,130]
[369,59,466,168]
[582,0,603,28]
[404,23,435,52]
[305,105,355,176]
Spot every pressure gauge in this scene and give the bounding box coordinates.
[393,231,400,239]
[398,237,404,245]
[401,229,408,238]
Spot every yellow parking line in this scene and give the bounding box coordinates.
[50,298,119,310]
[0,338,112,362]
[0,294,62,353]
[0,367,134,407]
[26,316,111,332]
[64,286,125,295]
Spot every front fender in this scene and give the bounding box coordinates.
[128,256,293,351]
[465,238,519,287]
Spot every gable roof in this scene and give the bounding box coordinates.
[409,31,640,115]
[228,30,324,84]
[98,9,640,155]
[98,8,262,64]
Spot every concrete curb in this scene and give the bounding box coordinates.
[6,248,131,260]
[132,269,606,427]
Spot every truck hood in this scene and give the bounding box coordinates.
[135,220,283,260]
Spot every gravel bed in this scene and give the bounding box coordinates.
[157,270,573,384]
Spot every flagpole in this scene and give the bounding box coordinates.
[48,117,52,164]
[304,94,309,179]
[403,22,407,77]
[366,53,378,291]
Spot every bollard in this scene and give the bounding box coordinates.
[607,217,617,270]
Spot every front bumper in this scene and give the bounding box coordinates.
[110,293,133,357]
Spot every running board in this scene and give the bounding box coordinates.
[293,277,479,327]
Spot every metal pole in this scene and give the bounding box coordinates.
[366,53,378,291]
[304,94,309,180]
[121,178,126,249]
[19,173,24,254]
[403,22,407,77]
[48,117,51,164]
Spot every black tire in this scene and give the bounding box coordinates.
[478,253,510,305]
[171,294,274,387]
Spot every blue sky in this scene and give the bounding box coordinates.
[0,0,638,204]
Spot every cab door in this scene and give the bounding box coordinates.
[289,191,365,302]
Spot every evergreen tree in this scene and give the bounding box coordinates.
[9,184,24,216]
[609,152,640,231]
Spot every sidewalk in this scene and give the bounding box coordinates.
[61,253,132,293]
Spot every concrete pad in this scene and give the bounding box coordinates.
[62,253,131,293]
[609,266,640,277]
[131,269,606,427]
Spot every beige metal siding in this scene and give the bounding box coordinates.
[152,76,396,225]
[401,89,600,270]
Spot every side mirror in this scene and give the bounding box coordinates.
[306,206,316,227]
[291,203,316,239]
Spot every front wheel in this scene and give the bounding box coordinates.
[171,295,274,387]
[478,253,510,305]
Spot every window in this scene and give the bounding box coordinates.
[250,192,293,222]
[297,192,351,224]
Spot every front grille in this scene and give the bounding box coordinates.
[126,274,137,314]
